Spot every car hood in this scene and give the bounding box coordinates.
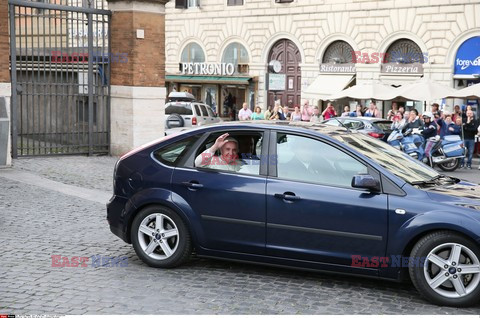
[426,180,480,206]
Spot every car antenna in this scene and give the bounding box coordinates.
[331,116,351,133]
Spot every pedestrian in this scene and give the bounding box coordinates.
[301,100,313,122]
[264,106,273,121]
[322,102,337,119]
[460,109,479,169]
[403,109,422,131]
[364,101,381,118]
[290,106,302,122]
[310,106,322,123]
[355,104,364,117]
[238,102,252,121]
[387,102,399,120]
[251,106,264,120]
[437,112,461,138]
[452,105,462,123]
[341,105,350,117]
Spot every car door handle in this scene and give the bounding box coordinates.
[274,192,301,201]
[182,181,204,189]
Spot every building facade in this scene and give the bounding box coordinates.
[165,0,480,118]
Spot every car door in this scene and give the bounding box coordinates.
[266,131,388,267]
[198,104,209,126]
[170,129,269,255]
[206,106,217,125]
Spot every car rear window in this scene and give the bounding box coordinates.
[165,103,193,115]
[153,135,199,166]
[372,121,393,131]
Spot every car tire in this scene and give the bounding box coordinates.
[166,113,184,129]
[131,205,192,268]
[409,231,480,307]
[438,158,460,172]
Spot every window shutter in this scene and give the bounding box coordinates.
[175,0,187,9]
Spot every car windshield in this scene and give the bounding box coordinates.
[332,133,439,184]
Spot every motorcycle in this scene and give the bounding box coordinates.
[387,128,465,172]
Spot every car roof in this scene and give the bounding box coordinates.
[168,120,351,138]
[333,117,392,122]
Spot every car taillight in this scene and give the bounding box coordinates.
[192,117,197,125]
[368,132,385,139]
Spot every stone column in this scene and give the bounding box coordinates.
[107,0,168,156]
[0,0,12,166]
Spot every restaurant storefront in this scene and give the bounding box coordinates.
[166,41,257,120]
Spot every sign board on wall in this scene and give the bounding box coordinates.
[181,63,235,76]
[454,36,480,75]
[319,63,356,73]
[380,63,424,75]
[268,73,286,91]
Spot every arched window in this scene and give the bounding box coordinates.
[221,42,249,65]
[385,39,424,64]
[181,42,205,63]
[322,41,355,64]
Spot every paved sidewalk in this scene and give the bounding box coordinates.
[1,155,480,314]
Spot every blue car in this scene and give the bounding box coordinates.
[107,121,480,307]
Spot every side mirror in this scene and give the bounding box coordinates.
[351,175,381,192]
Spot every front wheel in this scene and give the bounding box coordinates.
[131,205,192,268]
[438,158,460,172]
[409,231,480,307]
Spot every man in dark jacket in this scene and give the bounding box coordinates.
[422,112,438,158]
[437,113,461,138]
[461,110,479,169]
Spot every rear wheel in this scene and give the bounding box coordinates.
[409,231,480,307]
[438,158,460,172]
[131,205,192,268]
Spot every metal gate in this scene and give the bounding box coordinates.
[9,0,111,157]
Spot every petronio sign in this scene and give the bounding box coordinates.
[181,62,236,76]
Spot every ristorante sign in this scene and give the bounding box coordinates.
[319,63,356,73]
[181,62,236,76]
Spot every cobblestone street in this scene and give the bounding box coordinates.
[1,156,480,314]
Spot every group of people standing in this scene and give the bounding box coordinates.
[236,101,324,123]
[388,102,479,169]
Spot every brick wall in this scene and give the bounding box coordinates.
[0,0,10,82]
[111,11,165,87]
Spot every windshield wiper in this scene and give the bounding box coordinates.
[411,174,458,186]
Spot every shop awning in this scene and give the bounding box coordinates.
[166,75,252,85]
[303,74,355,100]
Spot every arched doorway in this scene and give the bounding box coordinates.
[268,39,302,109]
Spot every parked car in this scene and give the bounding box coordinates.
[165,92,221,129]
[107,121,480,307]
[322,116,393,141]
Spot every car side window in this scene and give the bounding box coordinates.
[206,107,214,117]
[200,105,208,117]
[276,133,368,188]
[194,132,264,176]
[194,104,201,116]
[153,135,201,166]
